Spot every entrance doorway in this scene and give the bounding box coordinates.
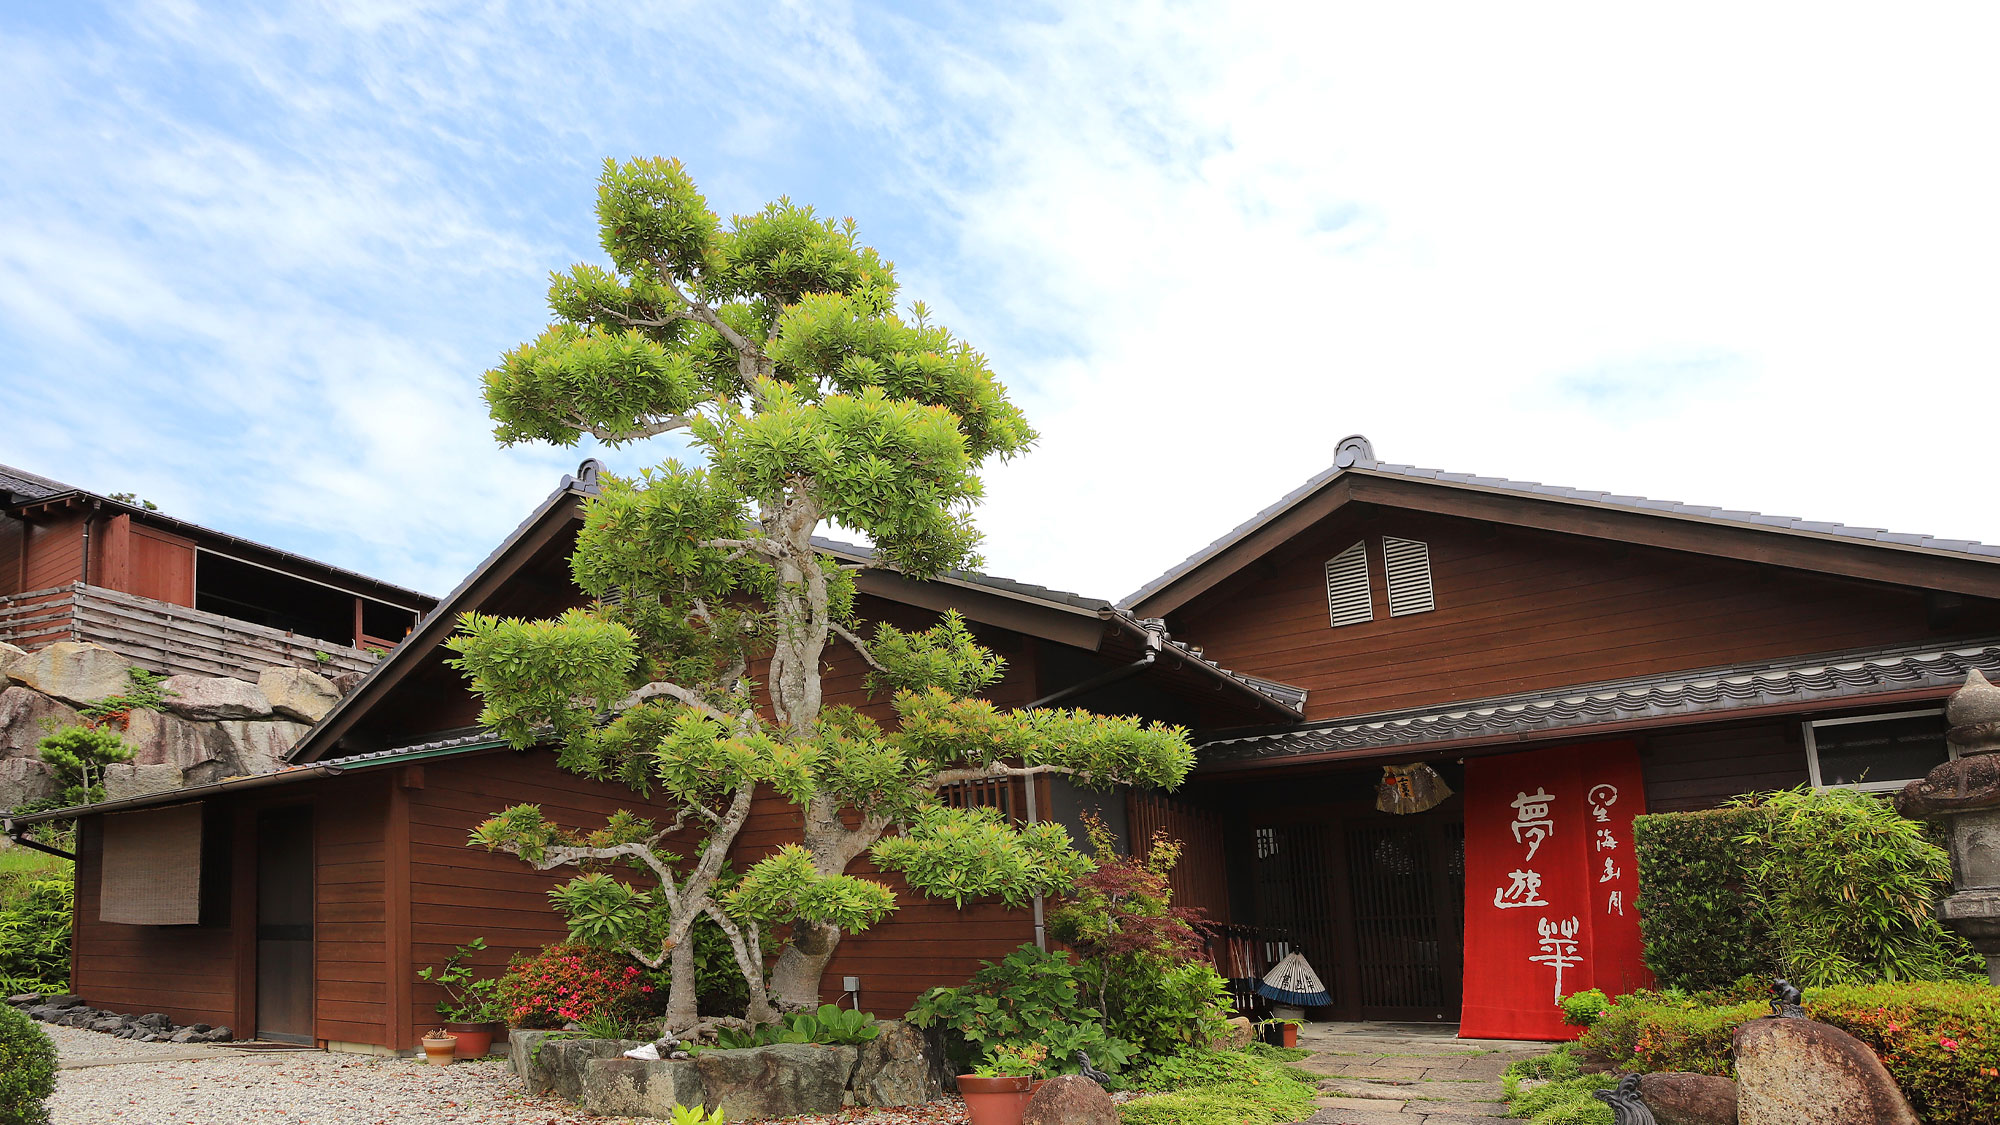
[1253,805,1464,1021]
[255,807,314,1044]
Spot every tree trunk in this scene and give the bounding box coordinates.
[663,933,700,1035]
[767,920,843,1011]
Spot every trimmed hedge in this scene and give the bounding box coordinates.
[1632,807,1772,990]
[1573,981,2000,1125]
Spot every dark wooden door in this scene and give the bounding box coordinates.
[1253,808,1464,1022]
[256,807,314,1044]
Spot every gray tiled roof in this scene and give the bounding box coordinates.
[1121,441,2000,609]
[1199,638,2000,764]
[812,537,1112,611]
[321,726,505,766]
[0,463,72,504]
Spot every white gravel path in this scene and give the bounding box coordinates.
[44,1023,970,1124]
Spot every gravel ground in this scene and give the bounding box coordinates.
[45,1024,970,1125]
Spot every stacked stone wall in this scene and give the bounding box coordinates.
[0,639,357,810]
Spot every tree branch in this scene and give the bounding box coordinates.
[829,622,889,675]
[506,839,684,915]
[619,680,733,724]
[928,762,1082,787]
[652,265,760,357]
[566,412,692,443]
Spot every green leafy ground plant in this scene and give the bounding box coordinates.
[907,944,1138,1080]
[1116,1051,1318,1125]
[0,1002,55,1125]
[1505,1073,1617,1125]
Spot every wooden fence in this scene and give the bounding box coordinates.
[0,583,381,681]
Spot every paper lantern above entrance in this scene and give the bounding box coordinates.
[1255,951,1332,1007]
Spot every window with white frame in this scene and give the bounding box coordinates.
[1803,708,1953,792]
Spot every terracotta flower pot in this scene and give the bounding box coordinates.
[443,1022,497,1058]
[421,1034,458,1066]
[1281,1022,1299,1048]
[958,1074,1036,1125]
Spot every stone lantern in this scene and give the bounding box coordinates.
[1896,669,2000,985]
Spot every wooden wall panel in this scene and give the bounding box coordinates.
[1638,720,1810,813]
[0,515,24,596]
[314,777,389,1046]
[22,512,86,592]
[1178,509,2000,721]
[70,816,237,1029]
[128,524,197,606]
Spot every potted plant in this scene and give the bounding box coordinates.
[420,1028,458,1066]
[959,1042,1048,1125]
[1258,1017,1302,1049]
[418,937,505,1058]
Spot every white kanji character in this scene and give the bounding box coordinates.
[1494,868,1549,909]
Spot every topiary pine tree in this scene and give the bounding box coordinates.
[450,157,1195,1037]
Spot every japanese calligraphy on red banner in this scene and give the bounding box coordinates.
[1460,741,1652,1040]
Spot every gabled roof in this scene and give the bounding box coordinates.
[0,463,69,505]
[1196,636,2000,772]
[1123,436,2000,616]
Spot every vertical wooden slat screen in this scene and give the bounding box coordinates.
[1126,790,1232,923]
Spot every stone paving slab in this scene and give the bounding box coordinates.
[1295,1022,1538,1123]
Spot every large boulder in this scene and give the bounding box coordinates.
[7,642,132,707]
[329,670,366,696]
[0,758,57,805]
[0,641,24,677]
[1023,1074,1117,1125]
[122,709,219,771]
[851,1020,944,1107]
[160,676,272,721]
[191,720,309,780]
[523,1037,643,1102]
[581,1057,706,1118]
[691,1043,857,1121]
[101,762,187,802]
[1214,1015,1255,1051]
[0,688,81,757]
[257,668,341,724]
[1638,1072,1740,1125]
[1733,1018,1916,1125]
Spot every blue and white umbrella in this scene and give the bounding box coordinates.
[1255,952,1331,1007]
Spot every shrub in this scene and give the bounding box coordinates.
[1634,790,1981,990]
[0,1002,55,1125]
[1048,815,1232,1057]
[1117,1051,1319,1125]
[0,874,73,995]
[37,725,132,807]
[1506,1073,1617,1124]
[1127,1047,1268,1091]
[1735,788,1981,986]
[1632,806,1772,990]
[907,944,1138,1078]
[1576,980,2000,1125]
[495,942,646,1028]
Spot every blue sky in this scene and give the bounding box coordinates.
[4,2,1999,601]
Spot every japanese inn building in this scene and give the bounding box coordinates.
[16,435,2000,1048]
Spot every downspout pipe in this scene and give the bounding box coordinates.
[2,827,75,862]
[1026,624,1165,710]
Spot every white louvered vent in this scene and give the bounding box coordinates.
[1324,541,1374,627]
[1383,536,1436,617]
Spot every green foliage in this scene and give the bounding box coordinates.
[873,805,1091,909]
[1558,989,1613,1029]
[0,858,71,995]
[1506,1073,1617,1125]
[1048,816,1232,1057]
[0,1003,54,1125]
[1128,1048,1267,1091]
[36,725,132,806]
[1117,1051,1319,1125]
[1505,1044,1585,1082]
[1734,787,1980,986]
[416,937,506,1022]
[725,844,897,932]
[669,1106,725,1125]
[76,668,173,725]
[971,1041,1048,1078]
[713,1004,882,1048]
[1635,790,1979,990]
[445,610,638,749]
[1240,1041,1310,1063]
[907,945,1137,1078]
[865,611,1005,697]
[1575,979,2000,1124]
[1632,806,1773,989]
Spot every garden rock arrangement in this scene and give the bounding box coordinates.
[0,641,352,808]
[1021,1074,1116,1125]
[1733,1017,1918,1125]
[509,1020,946,1121]
[1634,1072,1738,1125]
[6,991,233,1043]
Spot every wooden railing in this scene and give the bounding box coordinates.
[0,583,382,681]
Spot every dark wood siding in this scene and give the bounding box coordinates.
[71,815,237,1028]
[1177,509,2000,721]
[1638,719,1810,813]
[22,512,86,592]
[314,777,390,1046]
[0,515,24,595]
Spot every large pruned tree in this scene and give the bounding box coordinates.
[448,157,1194,1036]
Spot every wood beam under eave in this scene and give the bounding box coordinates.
[850,569,1107,651]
